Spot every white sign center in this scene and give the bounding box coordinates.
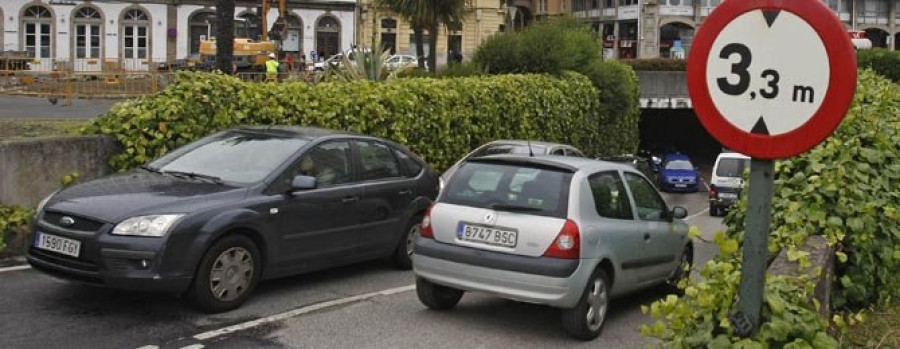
[706,10,829,135]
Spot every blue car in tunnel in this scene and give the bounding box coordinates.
[658,153,700,192]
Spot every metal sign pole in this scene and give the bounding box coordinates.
[731,158,775,336]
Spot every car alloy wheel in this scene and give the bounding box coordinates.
[209,247,254,302]
[585,277,609,332]
[406,223,421,257]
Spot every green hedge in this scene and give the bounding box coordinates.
[85,72,603,172]
[621,58,687,71]
[0,205,32,254]
[856,49,900,82]
[642,69,900,346]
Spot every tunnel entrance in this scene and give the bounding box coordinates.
[639,109,722,169]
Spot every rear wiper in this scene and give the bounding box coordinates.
[163,170,223,184]
[490,203,543,212]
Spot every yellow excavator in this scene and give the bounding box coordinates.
[196,0,286,72]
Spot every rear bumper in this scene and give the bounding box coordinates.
[413,240,587,308]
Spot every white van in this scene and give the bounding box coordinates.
[709,151,750,216]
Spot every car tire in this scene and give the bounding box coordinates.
[663,245,693,296]
[188,235,262,313]
[561,268,610,340]
[416,277,463,310]
[709,203,719,217]
[392,215,422,270]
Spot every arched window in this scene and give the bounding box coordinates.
[121,8,151,70]
[73,6,103,61]
[189,11,217,54]
[21,5,54,59]
[315,16,341,58]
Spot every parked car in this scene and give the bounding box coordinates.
[413,155,692,340]
[384,54,428,71]
[657,153,700,192]
[313,53,344,71]
[709,151,750,216]
[27,127,439,312]
[440,140,586,191]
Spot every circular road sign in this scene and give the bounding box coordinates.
[687,0,857,159]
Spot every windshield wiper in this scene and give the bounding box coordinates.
[490,203,543,212]
[163,170,223,185]
[139,165,161,173]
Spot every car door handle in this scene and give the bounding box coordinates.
[398,189,412,196]
[643,232,651,241]
[342,196,359,204]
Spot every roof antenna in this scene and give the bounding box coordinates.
[527,140,535,157]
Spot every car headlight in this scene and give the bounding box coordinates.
[112,214,184,237]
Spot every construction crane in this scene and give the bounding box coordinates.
[196,0,287,72]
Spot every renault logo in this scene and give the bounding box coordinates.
[484,213,494,223]
[59,216,75,227]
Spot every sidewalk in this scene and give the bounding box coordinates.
[0,96,118,119]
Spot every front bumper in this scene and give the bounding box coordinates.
[26,218,194,294]
[662,182,699,192]
[413,239,587,308]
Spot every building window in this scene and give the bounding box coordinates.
[237,13,261,40]
[73,6,102,60]
[121,8,150,70]
[189,11,217,54]
[381,18,398,29]
[315,16,341,59]
[22,5,53,59]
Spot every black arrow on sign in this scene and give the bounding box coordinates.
[762,10,781,28]
[751,117,770,135]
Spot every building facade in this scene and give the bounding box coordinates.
[1,0,356,72]
[569,0,900,59]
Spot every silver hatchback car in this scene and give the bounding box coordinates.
[413,155,692,340]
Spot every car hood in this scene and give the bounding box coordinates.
[661,169,698,178]
[43,172,249,223]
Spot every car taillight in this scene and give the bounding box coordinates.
[419,207,434,239]
[543,219,580,259]
[709,185,718,199]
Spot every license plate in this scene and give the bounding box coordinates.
[34,232,81,258]
[457,223,518,248]
[675,184,687,188]
[720,193,738,199]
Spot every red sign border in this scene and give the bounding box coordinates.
[687,0,857,159]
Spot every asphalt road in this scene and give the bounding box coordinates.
[0,96,118,119]
[0,190,723,349]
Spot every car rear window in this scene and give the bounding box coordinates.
[716,158,749,177]
[440,161,571,218]
[471,144,548,157]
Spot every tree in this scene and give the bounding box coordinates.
[376,0,467,72]
[215,0,235,73]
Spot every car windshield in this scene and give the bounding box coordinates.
[716,158,749,177]
[471,144,548,157]
[441,161,571,218]
[664,159,694,171]
[149,131,306,185]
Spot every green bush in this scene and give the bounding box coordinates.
[621,58,687,71]
[84,71,602,172]
[856,49,900,82]
[581,60,641,155]
[474,17,602,75]
[642,69,900,346]
[0,205,33,254]
[438,61,483,78]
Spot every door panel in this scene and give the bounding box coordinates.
[586,171,646,290]
[354,141,413,256]
[74,24,102,72]
[623,172,680,282]
[122,25,149,71]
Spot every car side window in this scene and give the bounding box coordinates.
[356,141,402,181]
[624,172,669,221]
[272,141,353,192]
[567,149,586,157]
[550,148,565,156]
[393,149,423,177]
[588,172,634,220]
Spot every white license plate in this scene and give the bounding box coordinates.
[457,223,518,248]
[34,232,81,258]
[720,193,738,199]
[675,184,687,188]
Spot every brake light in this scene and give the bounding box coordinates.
[709,185,718,199]
[543,219,580,259]
[419,207,434,238]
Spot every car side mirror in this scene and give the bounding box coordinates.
[671,206,688,220]
[291,175,316,191]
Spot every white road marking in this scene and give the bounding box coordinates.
[180,345,204,349]
[685,208,710,221]
[192,284,416,341]
[0,265,31,273]
[134,346,159,349]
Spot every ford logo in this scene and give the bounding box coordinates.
[59,216,75,227]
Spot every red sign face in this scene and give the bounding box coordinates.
[687,0,857,159]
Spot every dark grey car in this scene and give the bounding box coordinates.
[28,127,439,312]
